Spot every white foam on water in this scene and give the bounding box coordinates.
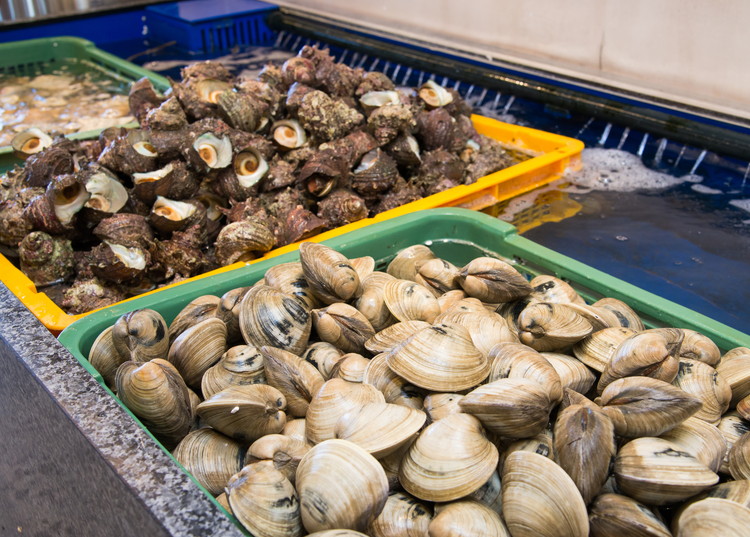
[691,184,723,194]
[729,199,750,213]
[563,148,690,193]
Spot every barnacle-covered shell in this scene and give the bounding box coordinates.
[115,359,193,449]
[334,402,426,458]
[317,189,368,227]
[350,149,399,198]
[167,317,227,389]
[201,344,266,399]
[299,242,360,304]
[502,450,589,537]
[458,257,532,303]
[90,241,150,284]
[386,322,489,392]
[297,90,365,142]
[196,384,287,443]
[400,413,498,502]
[172,428,244,496]
[296,439,389,533]
[272,119,307,149]
[12,128,53,158]
[598,376,702,437]
[226,463,304,537]
[260,346,324,418]
[239,284,312,356]
[112,309,169,363]
[614,436,719,505]
[18,231,75,286]
[214,220,275,265]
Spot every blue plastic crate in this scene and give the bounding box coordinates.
[145,0,277,55]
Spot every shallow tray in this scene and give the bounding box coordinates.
[4,114,583,333]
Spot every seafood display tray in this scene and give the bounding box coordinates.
[3,114,583,333]
[0,36,170,168]
[57,207,750,532]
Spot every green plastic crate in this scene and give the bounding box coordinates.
[58,207,750,533]
[0,36,170,170]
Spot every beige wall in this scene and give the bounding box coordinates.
[276,0,748,120]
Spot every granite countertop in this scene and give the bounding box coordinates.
[0,282,243,536]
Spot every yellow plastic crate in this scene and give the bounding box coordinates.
[2,114,583,333]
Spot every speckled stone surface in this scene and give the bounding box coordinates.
[0,282,245,537]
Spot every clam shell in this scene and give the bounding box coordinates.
[529,275,586,305]
[312,302,376,354]
[465,469,503,513]
[597,330,682,394]
[172,428,243,495]
[414,258,462,297]
[499,429,556,473]
[588,493,670,537]
[112,308,169,363]
[218,287,251,345]
[572,327,637,373]
[367,491,432,537]
[386,244,436,281]
[598,376,702,437]
[168,317,227,389]
[399,413,499,502]
[672,358,731,424]
[501,450,589,537]
[438,310,517,355]
[541,352,596,394]
[305,378,386,445]
[517,302,593,352]
[115,359,193,449]
[245,433,312,484]
[196,384,287,443]
[302,341,345,380]
[226,463,303,537]
[428,500,509,537]
[729,431,750,480]
[168,295,221,345]
[355,272,396,332]
[459,378,552,438]
[239,284,312,356]
[260,346,324,417]
[458,257,531,303]
[590,297,645,330]
[386,322,489,392]
[614,437,719,505]
[296,439,389,533]
[383,279,441,323]
[299,242,360,304]
[283,418,307,443]
[672,497,750,537]
[423,393,464,422]
[264,262,319,310]
[716,347,750,406]
[335,402,426,458]
[330,353,370,383]
[488,342,563,403]
[362,353,424,409]
[437,290,470,313]
[554,404,616,505]
[718,412,750,474]
[88,325,127,388]
[364,320,430,354]
[201,344,266,399]
[660,416,727,473]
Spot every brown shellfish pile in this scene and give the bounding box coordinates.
[0,45,519,316]
[88,241,750,537]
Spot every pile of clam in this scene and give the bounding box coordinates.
[88,240,750,537]
[0,44,516,315]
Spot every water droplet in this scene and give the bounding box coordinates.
[615,235,629,241]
